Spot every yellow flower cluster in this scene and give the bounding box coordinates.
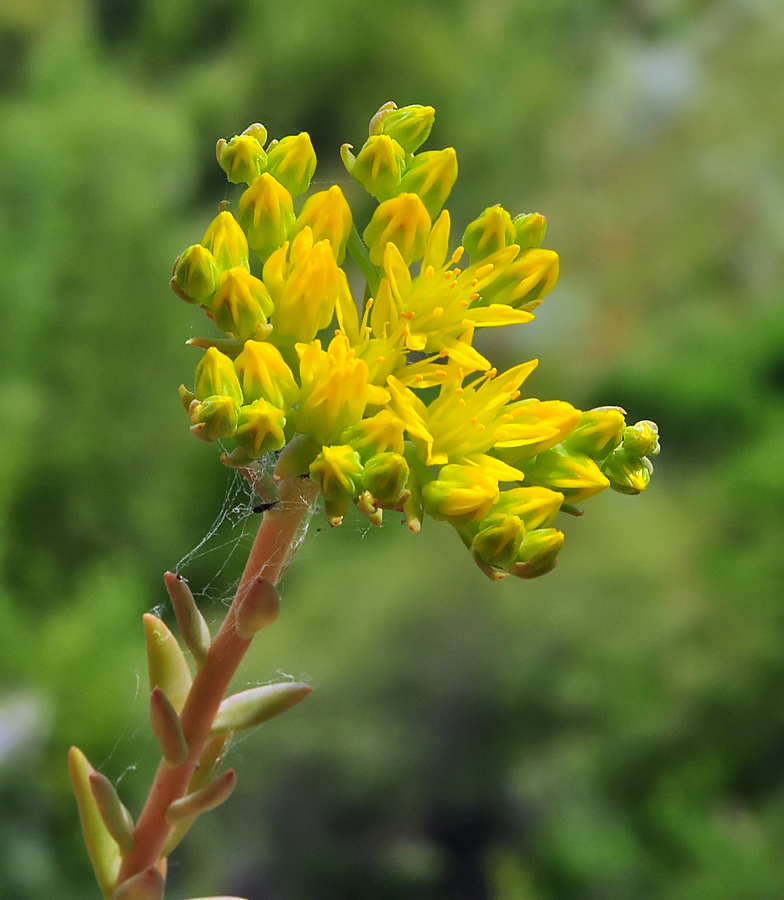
[171,103,659,580]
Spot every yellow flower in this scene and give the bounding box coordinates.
[216,130,267,185]
[233,399,287,457]
[374,103,435,153]
[462,206,517,263]
[194,347,243,403]
[265,228,356,344]
[295,334,390,446]
[343,134,406,201]
[387,360,540,468]
[398,147,458,219]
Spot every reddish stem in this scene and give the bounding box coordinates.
[116,474,318,886]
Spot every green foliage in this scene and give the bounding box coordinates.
[2,0,784,898]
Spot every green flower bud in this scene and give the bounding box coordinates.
[478,248,559,310]
[398,147,458,219]
[622,420,660,457]
[201,209,249,272]
[293,185,353,264]
[309,445,365,526]
[565,407,626,460]
[233,399,287,458]
[376,103,435,154]
[194,347,243,403]
[471,513,525,570]
[189,395,240,442]
[513,212,547,253]
[360,451,410,508]
[422,463,499,525]
[602,449,653,495]
[216,131,267,185]
[234,340,299,411]
[509,528,564,579]
[212,268,274,341]
[171,244,220,305]
[343,134,406,201]
[363,192,431,266]
[463,206,516,264]
[519,446,610,504]
[265,132,317,197]
[239,172,296,261]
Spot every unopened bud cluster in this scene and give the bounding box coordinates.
[170,102,659,580]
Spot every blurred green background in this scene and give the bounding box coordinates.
[2,0,784,898]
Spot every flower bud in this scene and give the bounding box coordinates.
[344,134,406,201]
[462,206,516,264]
[363,192,431,266]
[194,347,244,403]
[189,395,240,442]
[274,229,348,343]
[565,407,626,460]
[490,486,564,530]
[233,399,286,458]
[622,420,660,457]
[602,449,653,495]
[342,409,407,459]
[519,446,610,504]
[211,268,274,341]
[478,248,559,310]
[398,147,458,219]
[265,132,316,197]
[201,209,249,272]
[234,340,299,411]
[293,185,353,264]
[376,103,435,153]
[309,444,364,526]
[513,213,547,253]
[239,172,295,261]
[171,244,220,305]
[422,464,499,525]
[216,132,267,185]
[360,452,410,508]
[471,514,525,570]
[509,528,564,579]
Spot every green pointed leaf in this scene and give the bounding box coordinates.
[210,682,311,736]
[143,613,192,714]
[68,746,121,899]
[150,686,189,767]
[166,769,236,824]
[164,572,211,668]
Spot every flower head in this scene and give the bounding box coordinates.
[171,103,659,578]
